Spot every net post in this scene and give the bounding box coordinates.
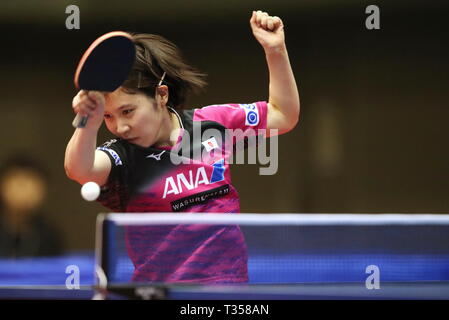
[93,213,110,299]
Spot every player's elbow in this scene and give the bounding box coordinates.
[290,110,300,130]
[64,154,76,181]
[64,162,74,180]
[283,105,300,133]
[65,165,80,183]
[64,164,88,185]
[269,100,300,134]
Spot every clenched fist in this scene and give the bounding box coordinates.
[250,10,286,54]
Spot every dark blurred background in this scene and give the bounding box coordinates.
[0,0,447,252]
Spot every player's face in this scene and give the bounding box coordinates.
[103,88,163,148]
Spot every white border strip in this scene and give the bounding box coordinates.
[101,213,449,226]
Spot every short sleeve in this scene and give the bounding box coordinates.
[193,102,268,149]
[96,139,126,178]
[95,139,131,211]
[193,101,268,132]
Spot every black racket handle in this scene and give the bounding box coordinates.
[72,113,89,128]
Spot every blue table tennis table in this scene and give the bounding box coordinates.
[1,282,449,300]
[1,252,449,299]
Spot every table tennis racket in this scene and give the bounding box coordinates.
[72,31,136,128]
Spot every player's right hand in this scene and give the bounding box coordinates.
[72,90,105,129]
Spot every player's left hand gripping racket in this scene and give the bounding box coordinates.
[72,31,136,128]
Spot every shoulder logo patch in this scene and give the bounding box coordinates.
[240,103,259,126]
[97,146,122,166]
[202,137,219,152]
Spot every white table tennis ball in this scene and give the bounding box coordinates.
[81,181,100,201]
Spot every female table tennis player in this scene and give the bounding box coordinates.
[65,11,299,283]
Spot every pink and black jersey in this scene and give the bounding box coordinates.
[96,101,268,283]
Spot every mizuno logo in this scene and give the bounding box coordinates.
[146,150,166,161]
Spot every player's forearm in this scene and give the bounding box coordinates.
[64,128,98,182]
[266,46,300,128]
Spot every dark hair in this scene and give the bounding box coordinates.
[122,33,207,109]
[0,155,49,183]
